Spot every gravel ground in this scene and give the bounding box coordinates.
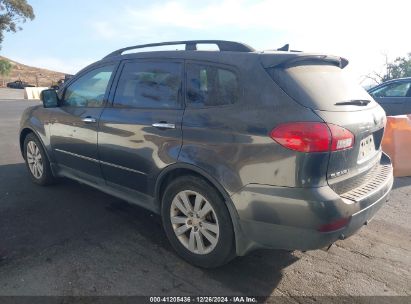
[0,97,410,301]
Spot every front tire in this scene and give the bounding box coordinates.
[23,133,56,186]
[161,175,235,268]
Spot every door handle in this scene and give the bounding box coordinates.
[82,117,97,123]
[152,122,176,129]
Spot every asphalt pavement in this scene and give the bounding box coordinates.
[0,96,410,300]
[0,88,25,100]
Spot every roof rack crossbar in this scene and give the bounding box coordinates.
[103,40,255,58]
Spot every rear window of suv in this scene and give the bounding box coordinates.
[266,63,376,111]
[186,63,239,107]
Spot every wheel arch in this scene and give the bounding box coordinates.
[155,163,231,203]
[20,128,35,158]
[19,128,51,162]
[154,163,249,256]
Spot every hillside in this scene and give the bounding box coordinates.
[0,56,66,87]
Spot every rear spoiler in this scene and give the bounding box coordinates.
[268,54,349,69]
[260,53,349,69]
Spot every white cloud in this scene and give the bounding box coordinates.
[10,0,407,84]
[87,0,410,82]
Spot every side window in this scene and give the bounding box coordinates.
[186,63,239,107]
[371,82,411,98]
[113,61,182,108]
[62,65,115,107]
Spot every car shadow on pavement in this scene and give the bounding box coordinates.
[0,162,298,297]
[203,249,298,296]
[105,198,298,297]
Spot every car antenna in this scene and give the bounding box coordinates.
[277,44,290,51]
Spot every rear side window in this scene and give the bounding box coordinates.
[186,63,239,107]
[267,64,375,111]
[114,61,182,108]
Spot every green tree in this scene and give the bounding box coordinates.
[0,0,34,48]
[385,53,411,81]
[0,58,11,76]
[0,58,12,86]
[366,53,411,84]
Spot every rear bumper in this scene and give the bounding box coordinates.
[231,154,393,255]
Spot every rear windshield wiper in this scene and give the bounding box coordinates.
[335,100,371,106]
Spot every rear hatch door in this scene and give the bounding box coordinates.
[265,58,386,193]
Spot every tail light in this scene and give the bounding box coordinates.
[270,122,354,153]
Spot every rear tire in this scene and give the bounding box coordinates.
[23,133,56,186]
[161,175,235,268]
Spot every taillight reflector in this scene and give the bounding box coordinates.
[318,217,351,232]
[328,124,354,151]
[270,122,354,153]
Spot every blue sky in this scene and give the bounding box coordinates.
[1,0,410,85]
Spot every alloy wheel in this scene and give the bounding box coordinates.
[26,141,43,179]
[170,190,220,255]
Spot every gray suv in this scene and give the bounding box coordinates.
[19,40,393,268]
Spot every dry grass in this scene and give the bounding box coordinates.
[0,56,66,87]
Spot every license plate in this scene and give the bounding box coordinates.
[358,135,376,162]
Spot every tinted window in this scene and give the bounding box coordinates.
[114,61,182,108]
[63,65,115,107]
[267,64,376,111]
[186,64,239,107]
[371,82,411,98]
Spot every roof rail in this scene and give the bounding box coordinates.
[103,40,255,58]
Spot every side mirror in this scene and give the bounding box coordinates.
[41,89,59,108]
